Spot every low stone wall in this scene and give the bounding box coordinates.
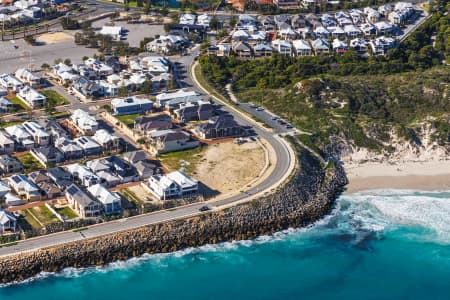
[0,149,348,283]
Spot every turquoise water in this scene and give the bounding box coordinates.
[1,190,450,300]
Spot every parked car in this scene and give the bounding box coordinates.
[256,107,264,111]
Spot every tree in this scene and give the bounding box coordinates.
[144,0,151,14]
[140,80,152,94]
[118,86,128,97]
[24,35,35,45]
[209,15,220,30]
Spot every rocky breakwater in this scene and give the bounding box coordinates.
[0,149,348,283]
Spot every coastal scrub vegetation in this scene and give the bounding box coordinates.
[199,0,450,154]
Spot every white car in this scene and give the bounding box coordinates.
[256,107,264,111]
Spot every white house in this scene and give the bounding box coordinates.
[17,86,46,108]
[0,209,16,233]
[156,90,201,108]
[0,74,24,92]
[179,13,196,25]
[8,174,41,201]
[293,39,312,56]
[87,184,121,215]
[4,125,34,149]
[197,14,211,27]
[66,163,100,187]
[70,109,98,135]
[15,68,40,88]
[22,121,50,147]
[146,170,198,200]
[92,129,121,150]
[271,39,293,56]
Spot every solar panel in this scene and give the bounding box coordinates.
[67,185,78,196]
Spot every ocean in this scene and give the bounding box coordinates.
[1,189,449,300]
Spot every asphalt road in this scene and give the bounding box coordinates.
[0,46,295,257]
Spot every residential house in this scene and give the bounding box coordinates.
[72,77,103,99]
[146,170,198,200]
[22,121,50,146]
[123,150,148,165]
[8,174,41,201]
[292,39,312,56]
[105,155,138,183]
[30,146,64,167]
[55,137,84,160]
[197,13,211,27]
[364,7,381,23]
[312,38,330,54]
[85,58,115,78]
[313,26,330,39]
[232,41,253,58]
[87,184,122,215]
[344,25,362,38]
[52,63,78,84]
[0,130,15,154]
[350,38,369,55]
[0,209,16,233]
[135,160,157,180]
[0,155,22,175]
[70,109,98,135]
[195,115,245,139]
[47,166,73,190]
[35,118,69,143]
[291,14,306,29]
[378,4,391,16]
[92,129,121,151]
[86,158,111,174]
[17,86,46,108]
[272,39,293,56]
[253,42,273,57]
[149,129,200,154]
[134,114,173,134]
[174,100,214,123]
[332,39,348,54]
[179,13,196,25]
[96,170,121,187]
[374,21,393,35]
[0,74,23,92]
[273,0,299,8]
[74,136,103,156]
[327,26,346,39]
[15,68,40,88]
[65,184,102,218]
[278,23,297,40]
[0,97,10,113]
[4,125,34,149]
[359,23,377,36]
[156,89,202,108]
[150,73,172,89]
[369,36,395,55]
[111,97,153,116]
[66,163,100,187]
[29,170,62,199]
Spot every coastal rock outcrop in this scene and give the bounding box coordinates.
[0,149,348,283]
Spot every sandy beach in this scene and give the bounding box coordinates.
[345,160,450,193]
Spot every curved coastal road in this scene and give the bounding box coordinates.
[0,54,295,257]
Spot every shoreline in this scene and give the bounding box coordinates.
[344,160,450,193]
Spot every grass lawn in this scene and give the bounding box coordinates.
[159,146,206,175]
[120,188,144,206]
[20,209,43,230]
[55,206,78,220]
[0,120,23,129]
[16,153,44,172]
[115,114,140,128]
[29,206,60,225]
[40,90,70,106]
[8,96,29,110]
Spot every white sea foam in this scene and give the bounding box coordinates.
[341,190,450,244]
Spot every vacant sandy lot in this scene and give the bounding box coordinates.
[36,32,73,44]
[193,141,265,196]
